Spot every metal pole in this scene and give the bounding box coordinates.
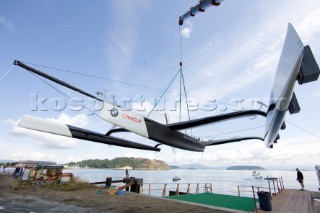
[148,183,151,196]
[237,185,240,197]
[13,60,103,102]
[178,0,224,25]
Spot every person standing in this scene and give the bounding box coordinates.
[13,166,20,180]
[125,169,129,178]
[296,168,304,190]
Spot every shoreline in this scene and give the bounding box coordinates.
[64,167,170,170]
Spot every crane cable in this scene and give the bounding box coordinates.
[147,69,180,117]
[179,25,191,122]
[147,25,192,120]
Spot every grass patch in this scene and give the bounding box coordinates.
[167,193,257,212]
[50,177,96,191]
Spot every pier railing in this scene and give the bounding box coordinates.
[91,176,284,213]
[238,177,284,198]
[91,176,284,201]
[141,182,213,197]
[140,177,284,199]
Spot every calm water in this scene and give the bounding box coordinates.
[65,169,319,197]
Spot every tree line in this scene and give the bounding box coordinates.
[0,157,168,170]
[67,157,152,169]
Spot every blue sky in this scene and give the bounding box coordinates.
[1,0,320,169]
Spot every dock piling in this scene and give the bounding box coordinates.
[176,183,180,195]
[251,186,258,213]
[162,184,167,197]
[186,183,190,194]
[106,177,112,188]
[196,183,199,194]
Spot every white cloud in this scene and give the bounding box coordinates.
[181,22,193,39]
[181,27,192,38]
[5,113,88,149]
[11,151,55,161]
[47,113,88,127]
[166,136,320,169]
[296,8,320,42]
[0,17,15,32]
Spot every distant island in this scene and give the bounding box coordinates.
[67,157,170,170]
[169,163,225,170]
[226,165,266,170]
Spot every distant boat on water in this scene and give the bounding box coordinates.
[173,177,181,181]
[252,171,263,179]
[264,176,278,180]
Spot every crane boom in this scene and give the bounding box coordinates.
[179,0,224,25]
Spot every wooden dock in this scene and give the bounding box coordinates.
[258,189,317,213]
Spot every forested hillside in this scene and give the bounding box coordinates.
[67,157,170,170]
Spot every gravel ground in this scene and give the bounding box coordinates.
[0,177,235,213]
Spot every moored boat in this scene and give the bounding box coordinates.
[173,177,181,181]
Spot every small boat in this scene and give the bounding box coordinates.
[264,177,278,180]
[173,177,181,181]
[252,171,263,179]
